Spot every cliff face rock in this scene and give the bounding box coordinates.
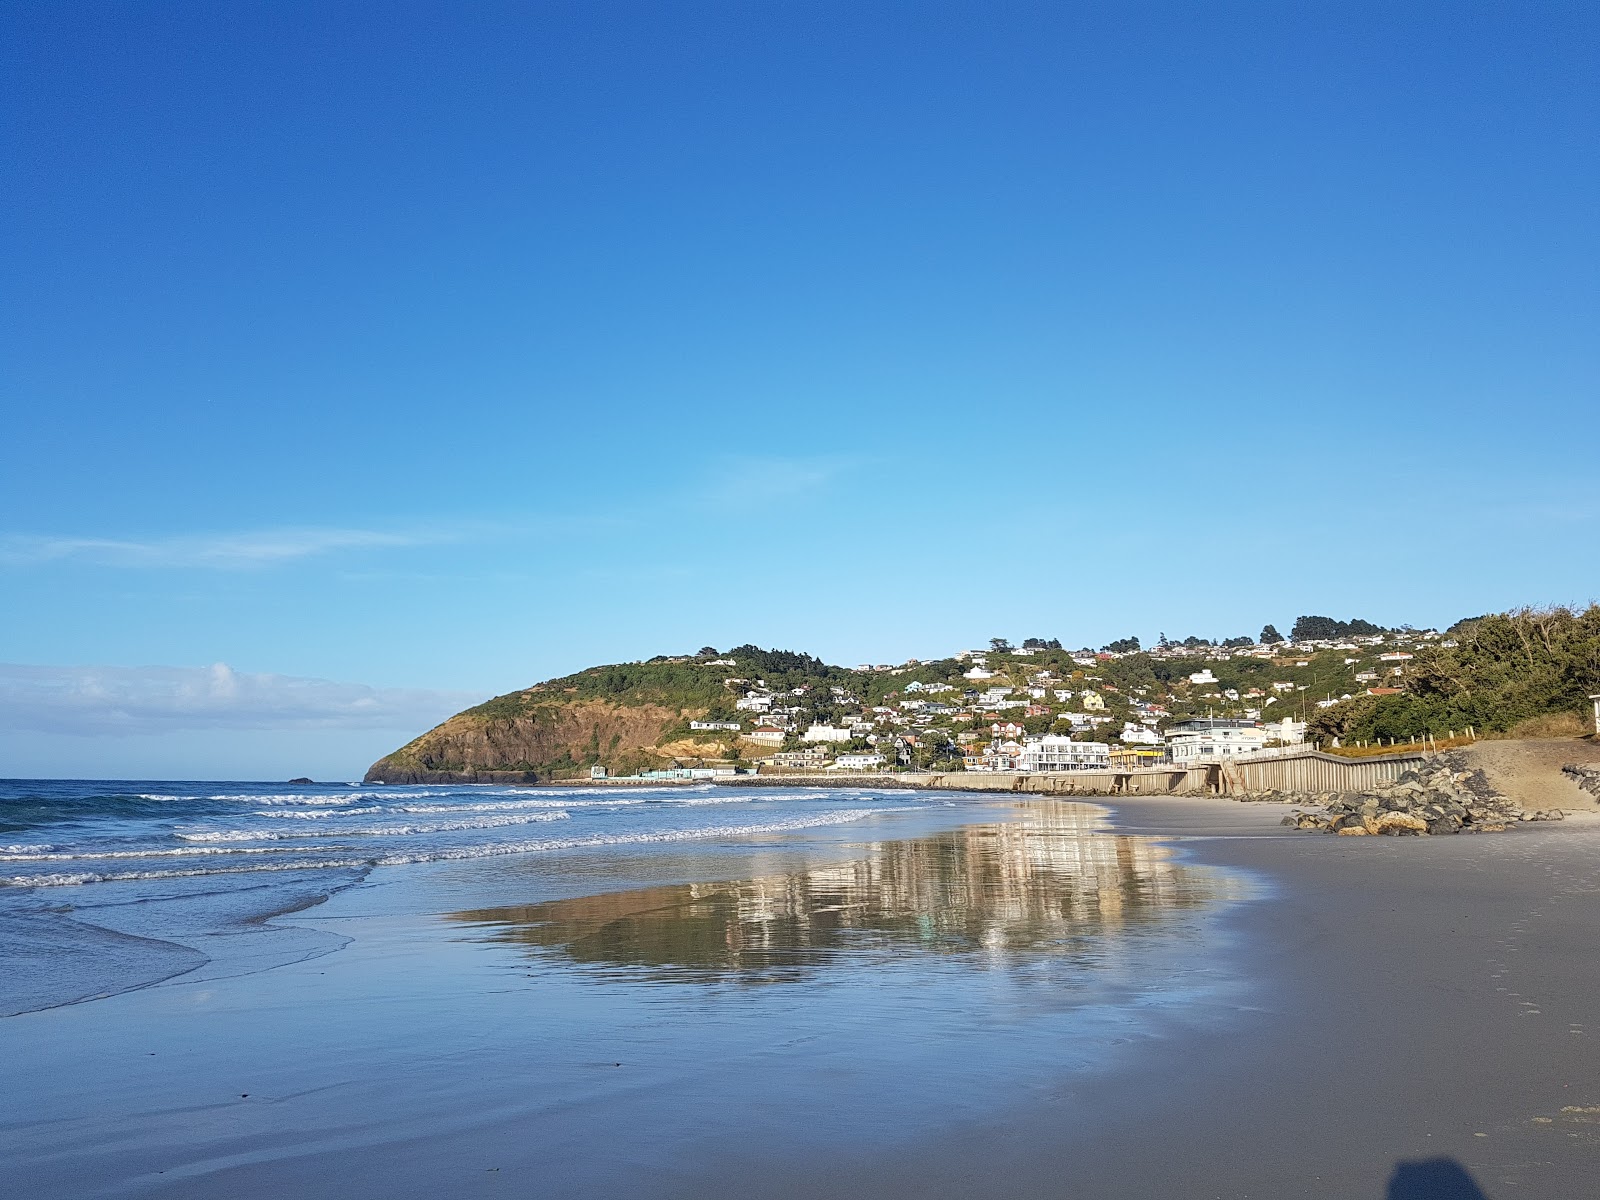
[364,699,690,784]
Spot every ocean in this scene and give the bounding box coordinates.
[0,778,948,1015]
[2,779,1273,1196]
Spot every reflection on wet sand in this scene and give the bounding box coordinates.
[451,801,1250,982]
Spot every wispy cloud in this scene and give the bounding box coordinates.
[0,663,484,736]
[692,455,865,508]
[0,527,445,569]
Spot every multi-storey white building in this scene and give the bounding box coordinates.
[1165,719,1267,763]
[831,752,886,770]
[1017,735,1111,772]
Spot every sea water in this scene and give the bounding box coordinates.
[0,779,933,1013]
[1,784,1265,1196]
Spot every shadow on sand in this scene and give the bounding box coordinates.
[1387,1158,1491,1199]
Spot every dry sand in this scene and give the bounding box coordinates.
[1456,736,1600,813]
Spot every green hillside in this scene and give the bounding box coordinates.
[365,607,1600,783]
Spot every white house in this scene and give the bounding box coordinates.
[1188,669,1218,686]
[690,720,742,732]
[801,724,854,744]
[1266,718,1307,745]
[735,694,773,713]
[744,726,787,746]
[832,752,886,770]
[1017,735,1111,772]
[1120,722,1162,746]
[1165,719,1268,763]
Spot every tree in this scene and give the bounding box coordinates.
[1260,624,1284,644]
[1103,636,1140,654]
[990,637,1013,653]
[1222,636,1252,648]
[1291,616,1388,642]
[697,646,719,658]
[1022,637,1062,650]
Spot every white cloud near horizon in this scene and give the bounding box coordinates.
[0,662,485,737]
[0,527,442,569]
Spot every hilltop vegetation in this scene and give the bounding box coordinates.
[1309,606,1600,744]
[364,607,1600,783]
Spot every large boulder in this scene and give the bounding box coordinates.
[1374,811,1429,836]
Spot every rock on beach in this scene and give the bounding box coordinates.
[1278,759,1562,836]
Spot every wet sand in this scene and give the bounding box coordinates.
[697,797,1600,1199]
[4,795,1598,1199]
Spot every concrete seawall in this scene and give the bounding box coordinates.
[586,749,1429,798]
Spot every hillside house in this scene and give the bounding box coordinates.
[801,724,853,744]
[832,752,886,770]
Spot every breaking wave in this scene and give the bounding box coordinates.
[2,807,911,888]
[176,811,572,842]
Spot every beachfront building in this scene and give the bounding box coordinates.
[770,748,829,769]
[832,752,886,770]
[744,725,787,746]
[1165,719,1268,764]
[1109,746,1166,769]
[1016,735,1111,772]
[690,720,742,731]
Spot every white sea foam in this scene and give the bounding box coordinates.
[389,797,636,814]
[255,806,384,819]
[0,843,57,854]
[175,810,571,842]
[1,843,309,862]
[369,807,917,866]
[216,793,374,805]
[1,806,914,886]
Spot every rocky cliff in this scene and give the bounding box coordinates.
[364,698,701,784]
[364,646,860,785]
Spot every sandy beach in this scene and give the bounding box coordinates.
[3,791,1597,1200]
[693,797,1600,1199]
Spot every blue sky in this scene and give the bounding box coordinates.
[3,1,1596,778]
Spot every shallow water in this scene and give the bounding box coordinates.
[1,793,1262,1198]
[0,778,931,1014]
[454,800,1239,984]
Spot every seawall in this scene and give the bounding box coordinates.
[570,749,1428,798]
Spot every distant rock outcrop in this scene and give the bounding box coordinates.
[364,697,689,784]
